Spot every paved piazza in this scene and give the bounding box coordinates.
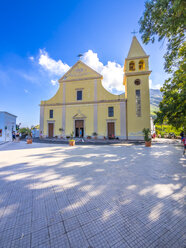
[0,141,185,248]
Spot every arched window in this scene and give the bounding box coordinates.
[139,60,145,70]
[129,61,135,71]
[134,79,141,86]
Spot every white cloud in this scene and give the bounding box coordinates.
[82,50,103,72]
[38,49,70,76]
[149,79,152,88]
[37,49,162,93]
[149,79,161,89]
[21,73,37,83]
[153,84,161,89]
[82,50,124,92]
[24,89,29,93]
[51,79,58,86]
[36,49,124,93]
[29,56,34,61]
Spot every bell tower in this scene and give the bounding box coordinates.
[124,36,151,140]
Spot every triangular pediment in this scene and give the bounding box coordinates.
[73,111,87,119]
[60,60,102,81]
[127,36,147,58]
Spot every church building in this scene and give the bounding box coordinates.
[39,36,151,140]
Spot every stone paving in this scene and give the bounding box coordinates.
[0,141,185,248]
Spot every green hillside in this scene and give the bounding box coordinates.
[150,89,162,118]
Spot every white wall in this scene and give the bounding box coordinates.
[0,113,16,142]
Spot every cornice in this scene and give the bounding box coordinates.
[126,55,149,60]
[40,98,126,107]
[59,76,102,83]
[125,71,152,76]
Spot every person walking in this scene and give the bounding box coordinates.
[79,129,82,138]
[12,131,15,141]
[183,136,186,155]
[180,131,184,142]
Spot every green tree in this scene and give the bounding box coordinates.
[139,0,186,129]
[19,128,30,135]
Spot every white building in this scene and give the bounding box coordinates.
[32,128,40,138]
[150,117,155,134]
[0,112,17,142]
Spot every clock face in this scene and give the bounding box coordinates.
[134,79,141,86]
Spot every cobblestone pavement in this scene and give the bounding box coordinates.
[0,141,185,248]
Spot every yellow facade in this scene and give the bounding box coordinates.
[40,36,151,140]
[124,36,151,139]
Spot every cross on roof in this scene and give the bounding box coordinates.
[77,54,83,59]
[131,30,138,35]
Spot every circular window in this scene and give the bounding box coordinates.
[134,79,141,86]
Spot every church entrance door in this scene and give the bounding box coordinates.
[48,123,54,138]
[75,120,84,137]
[107,122,115,139]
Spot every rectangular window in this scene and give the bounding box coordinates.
[136,90,141,117]
[49,109,53,118]
[108,107,114,117]
[77,90,82,101]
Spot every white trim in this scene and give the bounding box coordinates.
[106,119,117,122]
[94,79,97,101]
[106,120,116,138]
[0,111,17,117]
[63,82,66,103]
[62,82,66,133]
[76,89,83,101]
[47,120,55,137]
[94,79,98,133]
[73,119,86,137]
[94,104,98,133]
[40,106,44,134]
[62,107,66,133]
[120,102,126,138]
[59,60,102,81]
[41,100,126,107]
[128,135,144,140]
[119,136,127,140]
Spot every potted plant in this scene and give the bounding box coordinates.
[69,131,75,146]
[92,132,98,139]
[27,129,32,144]
[142,128,151,147]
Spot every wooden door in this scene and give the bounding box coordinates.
[75,120,84,137]
[107,122,115,138]
[48,123,54,137]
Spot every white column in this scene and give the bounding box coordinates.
[120,101,127,139]
[40,106,44,135]
[62,82,66,133]
[94,79,98,133]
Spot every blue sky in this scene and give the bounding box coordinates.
[0,0,168,127]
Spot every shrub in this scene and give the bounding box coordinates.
[155,124,182,137]
[70,131,74,139]
[142,128,151,142]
